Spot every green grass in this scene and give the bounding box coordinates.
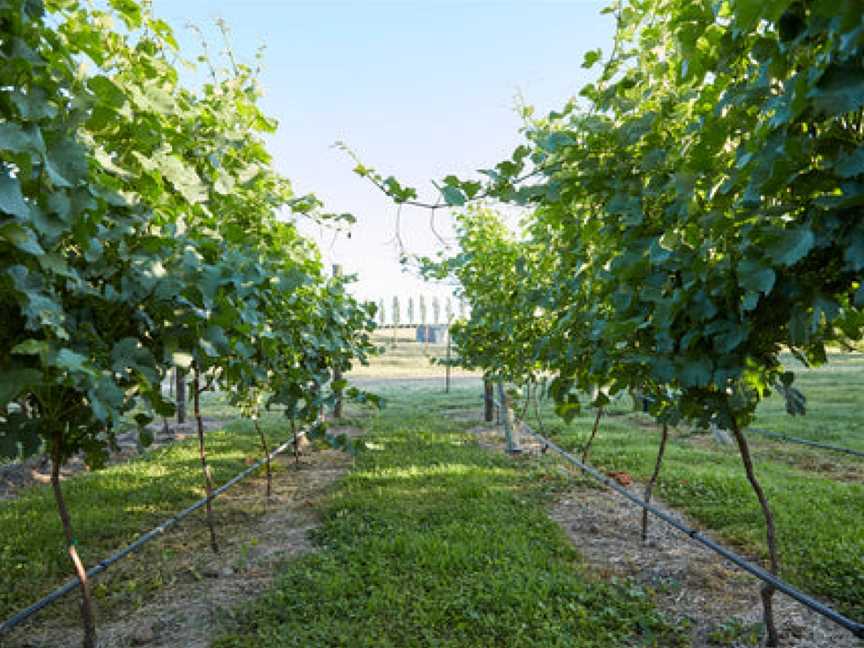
[532,354,864,620]
[214,387,688,648]
[749,352,864,453]
[5,351,863,641]
[0,411,292,621]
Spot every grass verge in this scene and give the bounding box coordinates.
[214,388,687,648]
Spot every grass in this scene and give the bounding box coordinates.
[4,348,863,641]
[214,386,688,647]
[347,329,480,380]
[747,352,864,453]
[552,420,864,619]
[530,353,864,620]
[0,409,294,622]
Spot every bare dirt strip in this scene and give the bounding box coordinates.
[4,431,356,648]
[467,421,861,648]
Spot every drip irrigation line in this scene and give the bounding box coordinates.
[489,398,864,640]
[637,394,863,459]
[747,427,864,459]
[0,428,308,636]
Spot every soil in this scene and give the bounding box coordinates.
[2,426,359,648]
[551,484,861,648]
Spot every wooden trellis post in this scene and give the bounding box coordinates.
[483,380,494,422]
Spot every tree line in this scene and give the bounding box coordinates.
[370,295,467,327]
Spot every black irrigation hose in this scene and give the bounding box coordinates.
[747,427,864,459]
[637,394,864,459]
[490,398,864,640]
[0,428,307,636]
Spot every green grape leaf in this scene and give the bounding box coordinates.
[441,185,466,207]
[154,151,207,203]
[678,357,713,388]
[11,88,57,120]
[88,75,127,108]
[811,65,864,117]
[12,339,50,355]
[45,137,89,188]
[0,122,44,155]
[732,0,794,29]
[89,377,126,422]
[0,222,44,255]
[764,227,814,266]
[138,427,154,447]
[0,175,30,219]
[54,348,93,375]
[582,49,602,69]
[112,338,158,382]
[738,259,776,294]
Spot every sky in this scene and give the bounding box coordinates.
[152,0,615,317]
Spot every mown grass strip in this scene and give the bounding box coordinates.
[0,415,288,621]
[214,393,687,647]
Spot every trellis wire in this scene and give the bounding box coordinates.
[0,427,307,636]
[490,398,864,640]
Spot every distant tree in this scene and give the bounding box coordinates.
[445,297,453,322]
[432,296,441,325]
[407,297,415,325]
[458,299,466,319]
[378,299,386,327]
[392,296,400,346]
[419,295,428,351]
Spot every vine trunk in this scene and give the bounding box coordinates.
[641,423,669,543]
[731,420,779,646]
[50,436,96,648]
[581,407,604,464]
[194,370,219,553]
[255,419,272,499]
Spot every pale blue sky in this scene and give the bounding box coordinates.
[152,0,614,314]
